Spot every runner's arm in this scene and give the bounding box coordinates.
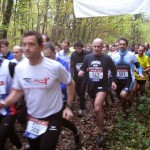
[0,89,24,108]
[134,62,143,76]
[143,58,150,73]
[143,67,150,73]
[78,55,88,77]
[63,79,75,120]
[66,79,75,107]
[70,54,75,77]
[108,57,117,83]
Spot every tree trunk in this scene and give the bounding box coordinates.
[42,0,49,34]
[0,0,14,38]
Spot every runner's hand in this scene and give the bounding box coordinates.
[78,70,85,77]
[62,107,73,120]
[138,74,144,78]
[0,101,6,109]
[111,82,117,91]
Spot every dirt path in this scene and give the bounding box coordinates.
[6,96,121,150]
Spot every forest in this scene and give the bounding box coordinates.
[1,0,150,149]
[0,0,150,48]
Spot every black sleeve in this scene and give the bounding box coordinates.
[70,53,75,76]
[80,55,88,72]
[108,57,117,83]
[9,62,17,78]
[134,62,140,68]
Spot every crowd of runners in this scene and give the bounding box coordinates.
[0,30,150,150]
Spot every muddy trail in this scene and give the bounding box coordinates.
[6,94,122,150]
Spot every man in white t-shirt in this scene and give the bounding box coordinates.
[0,31,75,150]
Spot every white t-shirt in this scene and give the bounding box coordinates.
[0,59,12,115]
[12,57,71,118]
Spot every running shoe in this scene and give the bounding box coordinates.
[78,109,83,117]
[74,132,81,149]
[96,134,104,146]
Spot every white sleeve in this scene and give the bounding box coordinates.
[132,53,138,63]
[111,54,116,63]
[57,63,71,84]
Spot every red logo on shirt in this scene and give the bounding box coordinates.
[23,77,50,85]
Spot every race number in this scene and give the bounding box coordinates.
[89,72,103,79]
[24,116,48,139]
[0,75,6,94]
[89,68,103,81]
[117,69,128,79]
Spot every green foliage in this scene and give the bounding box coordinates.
[106,86,150,149]
[0,0,150,47]
[141,23,150,42]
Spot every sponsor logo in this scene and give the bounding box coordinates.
[91,61,101,65]
[23,77,50,86]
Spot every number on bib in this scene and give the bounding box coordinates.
[117,69,128,78]
[24,116,48,139]
[89,68,103,81]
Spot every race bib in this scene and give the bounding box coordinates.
[24,116,48,139]
[76,63,83,71]
[89,68,103,81]
[0,108,7,115]
[0,76,6,94]
[117,69,128,79]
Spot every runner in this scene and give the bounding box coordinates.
[112,38,143,118]
[78,38,117,146]
[54,42,62,56]
[0,31,75,150]
[11,46,24,63]
[144,43,150,85]
[10,45,30,148]
[42,34,50,45]
[144,43,150,57]
[43,42,80,149]
[0,39,14,60]
[70,41,89,117]
[134,43,140,54]
[109,44,116,56]
[114,41,120,51]
[102,44,115,106]
[58,39,72,65]
[132,45,150,100]
[102,44,110,55]
[0,54,23,150]
[84,43,92,53]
